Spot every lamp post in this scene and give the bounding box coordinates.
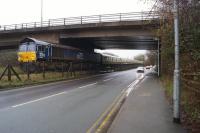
[41,0,43,26]
[173,0,180,123]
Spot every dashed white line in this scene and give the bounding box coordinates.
[12,91,67,108]
[12,81,102,108]
[11,73,137,108]
[103,78,113,82]
[78,82,97,89]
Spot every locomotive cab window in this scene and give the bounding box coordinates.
[28,43,36,51]
[37,45,45,52]
[19,44,27,52]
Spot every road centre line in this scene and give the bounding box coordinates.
[2,72,111,94]
[10,77,114,108]
[78,82,97,89]
[10,71,135,109]
[103,78,113,82]
[12,91,67,108]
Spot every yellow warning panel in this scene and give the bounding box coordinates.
[18,51,36,62]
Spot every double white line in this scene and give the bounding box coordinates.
[126,74,144,96]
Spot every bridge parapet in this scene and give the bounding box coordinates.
[0,11,160,32]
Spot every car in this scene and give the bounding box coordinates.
[137,67,144,73]
[145,66,151,69]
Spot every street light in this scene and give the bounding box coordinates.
[173,0,180,123]
[41,0,43,26]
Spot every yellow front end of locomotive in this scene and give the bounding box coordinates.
[18,51,36,62]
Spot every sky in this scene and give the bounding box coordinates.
[0,0,154,58]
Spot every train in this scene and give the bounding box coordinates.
[17,37,140,71]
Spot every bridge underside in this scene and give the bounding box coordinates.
[60,36,158,50]
[0,36,158,51]
[0,20,159,51]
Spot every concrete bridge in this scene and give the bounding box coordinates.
[0,12,160,51]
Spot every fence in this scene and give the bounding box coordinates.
[182,72,200,94]
[0,11,159,31]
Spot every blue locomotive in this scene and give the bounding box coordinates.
[18,37,101,63]
[17,37,140,72]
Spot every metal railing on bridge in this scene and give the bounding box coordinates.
[0,11,159,31]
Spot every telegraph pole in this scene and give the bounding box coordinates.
[173,0,180,123]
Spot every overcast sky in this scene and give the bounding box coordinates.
[0,0,153,58]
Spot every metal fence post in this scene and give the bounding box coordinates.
[64,18,66,25]
[99,15,101,23]
[81,16,83,24]
[173,0,181,123]
[119,13,122,21]
[48,20,51,27]
[141,11,143,20]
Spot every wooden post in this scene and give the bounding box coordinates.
[42,61,45,79]
[7,65,11,81]
[0,64,21,81]
[10,66,21,81]
[67,62,72,77]
[0,65,8,80]
[27,63,30,80]
[80,63,83,75]
[71,62,76,77]
[62,62,64,78]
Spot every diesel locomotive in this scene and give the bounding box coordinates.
[18,37,101,63]
[17,37,140,72]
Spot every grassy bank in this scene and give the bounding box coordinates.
[0,70,93,90]
[160,75,200,133]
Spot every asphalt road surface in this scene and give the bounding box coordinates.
[0,69,138,133]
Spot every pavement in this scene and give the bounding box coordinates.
[0,69,139,133]
[108,72,187,133]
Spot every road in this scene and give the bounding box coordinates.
[0,69,138,133]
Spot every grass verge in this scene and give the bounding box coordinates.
[0,71,94,91]
[160,75,200,133]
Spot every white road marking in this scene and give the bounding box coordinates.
[10,70,137,108]
[12,91,67,108]
[126,80,139,96]
[2,73,110,94]
[78,82,97,89]
[126,74,144,97]
[103,78,113,82]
